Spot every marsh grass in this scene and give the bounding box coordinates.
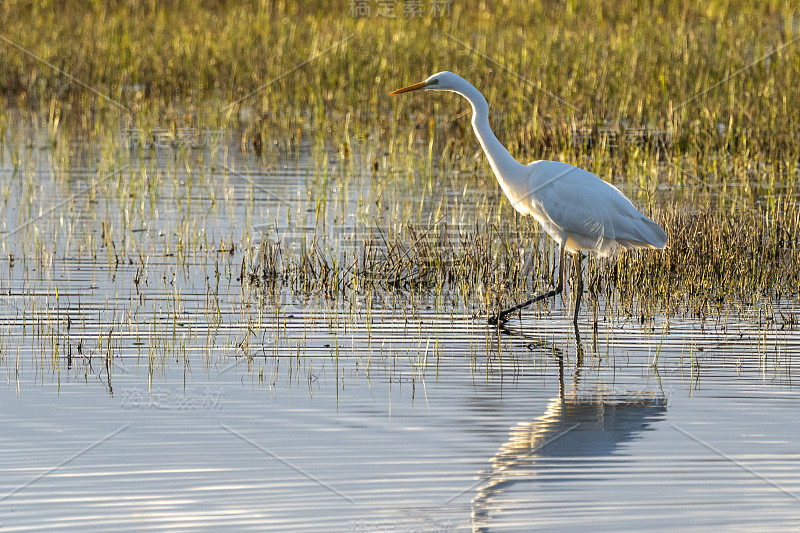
[242,188,800,323]
[3,1,798,152]
[1,0,799,340]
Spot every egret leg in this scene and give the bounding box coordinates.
[489,241,566,325]
[573,320,584,366]
[572,252,584,327]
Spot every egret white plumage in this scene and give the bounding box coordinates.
[390,72,667,325]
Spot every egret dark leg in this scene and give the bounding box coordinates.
[572,252,584,328]
[573,319,584,366]
[489,242,566,325]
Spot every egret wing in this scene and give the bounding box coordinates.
[525,161,666,255]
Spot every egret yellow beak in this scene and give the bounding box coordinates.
[389,80,430,95]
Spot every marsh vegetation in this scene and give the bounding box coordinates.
[2,3,800,530]
[2,2,798,334]
[0,4,798,411]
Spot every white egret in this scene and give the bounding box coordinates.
[390,72,667,325]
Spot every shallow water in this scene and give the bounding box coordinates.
[1,135,799,531]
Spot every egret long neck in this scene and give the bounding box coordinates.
[458,84,526,194]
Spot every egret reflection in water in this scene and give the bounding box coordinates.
[471,352,667,531]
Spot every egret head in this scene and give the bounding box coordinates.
[390,71,467,95]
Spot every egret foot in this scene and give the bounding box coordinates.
[489,242,567,325]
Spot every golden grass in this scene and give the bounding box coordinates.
[1,0,799,320]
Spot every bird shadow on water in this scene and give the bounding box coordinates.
[473,324,667,532]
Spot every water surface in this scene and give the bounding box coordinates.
[1,133,799,532]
